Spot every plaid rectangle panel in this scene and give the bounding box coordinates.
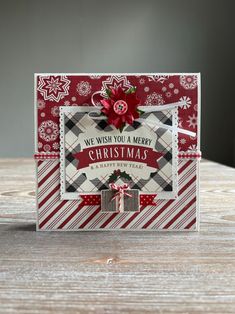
[60,108,177,195]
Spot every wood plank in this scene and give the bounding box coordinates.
[0,159,235,313]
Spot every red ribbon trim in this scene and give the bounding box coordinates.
[34,152,201,160]
[178,151,201,159]
[80,194,157,206]
[34,153,60,160]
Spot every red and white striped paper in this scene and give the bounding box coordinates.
[36,159,198,230]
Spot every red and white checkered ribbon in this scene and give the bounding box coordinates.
[178,151,201,159]
[109,183,132,213]
[34,153,60,160]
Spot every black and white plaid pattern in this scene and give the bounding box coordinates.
[124,111,173,192]
[64,112,96,192]
[63,110,173,193]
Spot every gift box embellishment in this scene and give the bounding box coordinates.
[101,184,140,213]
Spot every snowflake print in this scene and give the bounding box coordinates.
[64,100,70,106]
[188,144,197,151]
[47,78,61,93]
[144,86,150,92]
[38,120,59,142]
[51,106,60,117]
[90,75,101,79]
[52,142,60,150]
[101,75,132,96]
[38,75,71,102]
[161,82,178,98]
[139,78,145,84]
[43,144,51,152]
[77,81,92,96]
[180,75,197,90]
[179,96,192,109]
[148,75,169,84]
[178,117,183,128]
[187,114,197,129]
[145,92,165,105]
[180,138,187,145]
[38,142,43,149]
[37,99,45,110]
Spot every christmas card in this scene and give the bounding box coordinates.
[34,74,201,231]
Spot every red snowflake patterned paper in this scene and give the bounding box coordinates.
[36,74,199,153]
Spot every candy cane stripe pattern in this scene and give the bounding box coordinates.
[36,159,198,231]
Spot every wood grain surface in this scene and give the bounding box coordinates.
[0,159,235,313]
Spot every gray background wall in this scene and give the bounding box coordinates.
[0,0,234,166]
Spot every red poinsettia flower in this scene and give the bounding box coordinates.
[100,86,141,131]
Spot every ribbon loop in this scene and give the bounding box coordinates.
[90,90,196,137]
[109,183,132,213]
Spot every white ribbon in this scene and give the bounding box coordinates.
[137,118,195,137]
[89,91,196,137]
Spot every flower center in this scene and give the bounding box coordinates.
[113,100,128,115]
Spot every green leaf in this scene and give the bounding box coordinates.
[120,171,132,181]
[108,169,133,183]
[108,173,117,183]
[119,123,126,133]
[137,109,145,115]
[106,88,112,98]
[125,86,136,94]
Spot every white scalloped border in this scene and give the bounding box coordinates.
[59,107,66,199]
[172,107,179,199]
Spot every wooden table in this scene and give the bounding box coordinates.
[0,159,235,314]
